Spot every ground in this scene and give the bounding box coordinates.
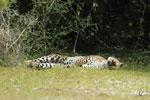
[0,63,150,100]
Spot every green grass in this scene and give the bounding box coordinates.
[0,63,150,100]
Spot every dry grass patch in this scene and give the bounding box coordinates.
[0,63,150,100]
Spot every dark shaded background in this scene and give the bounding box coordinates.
[14,0,150,55]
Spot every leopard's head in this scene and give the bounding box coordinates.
[107,57,123,70]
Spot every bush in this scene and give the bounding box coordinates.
[0,0,150,66]
[24,0,98,55]
[0,8,35,66]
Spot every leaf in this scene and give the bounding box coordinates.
[140,18,144,23]
[0,0,9,8]
[129,22,133,27]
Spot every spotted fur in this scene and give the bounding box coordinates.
[28,54,123,70]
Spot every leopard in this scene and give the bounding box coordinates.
[28,54,123,70]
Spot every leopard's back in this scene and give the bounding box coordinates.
[28,54,123,70]
[72,55,107,68]
[29,55,107,68]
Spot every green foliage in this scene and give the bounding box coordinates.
[22,0,150,56]
[23,0,97,56]
[0,0,150,65]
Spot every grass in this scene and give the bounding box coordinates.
[0,63,150,100]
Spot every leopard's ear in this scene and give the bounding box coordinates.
[108,59,113,66]
[107,57,114,66]
[120,63,123,67]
